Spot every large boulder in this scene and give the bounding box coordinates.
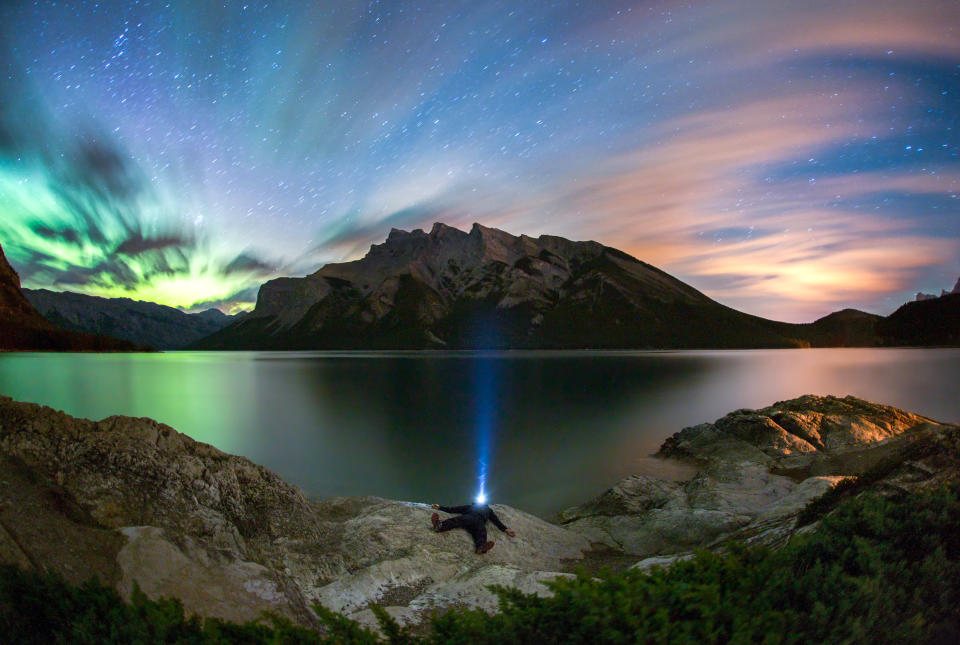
[560,395,948,556]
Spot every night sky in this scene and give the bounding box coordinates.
[1,0,958,320]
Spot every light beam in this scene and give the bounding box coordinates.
[474,355,496,505]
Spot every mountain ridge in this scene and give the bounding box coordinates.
[23,289,238,350]
[194,222,910,350]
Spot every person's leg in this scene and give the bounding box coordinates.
[467,521,488,552]
[437,514,470,532]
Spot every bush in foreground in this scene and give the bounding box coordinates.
[2,481,959,644]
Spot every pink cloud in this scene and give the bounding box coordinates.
[533,92,959,321]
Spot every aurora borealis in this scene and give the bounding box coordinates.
[1,1,958,319]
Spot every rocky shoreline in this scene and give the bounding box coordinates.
[0,394,955,631]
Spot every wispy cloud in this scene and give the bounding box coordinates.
[529,90,959,320]
[1,0,957,317]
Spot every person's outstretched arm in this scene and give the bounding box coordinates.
[433,504,472,514]
[489,509,516,537]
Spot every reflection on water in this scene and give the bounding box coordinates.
[1,349,958,517]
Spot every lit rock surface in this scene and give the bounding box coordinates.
[560,395,947,556]
[0,395,589,630]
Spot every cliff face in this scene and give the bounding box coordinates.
[0,243,140,351]
[0,394,956,631]
[0,245,50,327]
[23,289,237,350]
[195,223,832,350]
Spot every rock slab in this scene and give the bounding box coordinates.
[560,395,949,557]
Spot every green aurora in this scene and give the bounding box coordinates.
[0,151,273,313]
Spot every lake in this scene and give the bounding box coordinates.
[1,349,958,517]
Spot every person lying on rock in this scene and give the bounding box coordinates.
[431,502,516,554]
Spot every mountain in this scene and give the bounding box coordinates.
[877,293,960,346]
[23,289,238,350]
[0,243,140,351]
[196,222,845,350]
[0,243,48,327]
[191,223,954,350]
[771,308,883,348]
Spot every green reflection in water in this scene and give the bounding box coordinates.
[2,348,959,517]
[0,352,256,456]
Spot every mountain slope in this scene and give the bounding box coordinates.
[770,308,883,348]
[24,289,237,350]
[877,293,960,346]
[196,223,829,350]
[0,243,140,351]
[0,243,50,327]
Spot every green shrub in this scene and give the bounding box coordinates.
[428,481,960,644]
[0,567,321,643]
[2,481,959,643]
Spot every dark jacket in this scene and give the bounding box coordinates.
[437,503,508,531]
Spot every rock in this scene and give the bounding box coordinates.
[280,498,590,630]
[116,526,289,625]
[0,396,591,630]
[0,393,956,633]
[561,395,950,557]
[631,552,695,572]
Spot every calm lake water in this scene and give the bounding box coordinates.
[1,349,958,517]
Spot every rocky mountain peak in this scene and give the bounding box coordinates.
[429,221,466,239]
[913,276,960,302]
[194,223,892,351]
[195,308,229,321]
[196,223,793,350]
[386,227,428,243]
[0,246,21,289]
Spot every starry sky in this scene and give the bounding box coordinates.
[0,0,958,320]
